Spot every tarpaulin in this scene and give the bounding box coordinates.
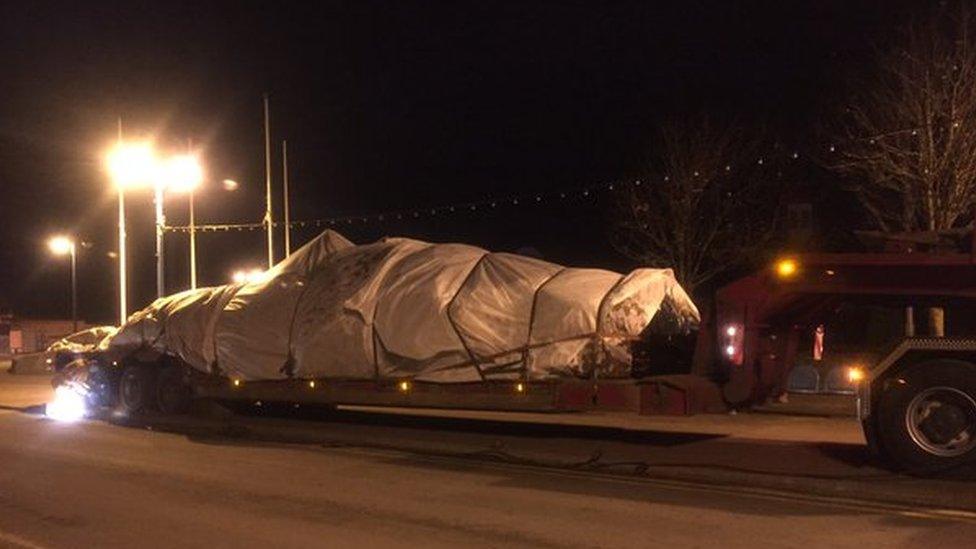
[101,230,699,382]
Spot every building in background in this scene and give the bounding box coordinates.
[1,316,89,355]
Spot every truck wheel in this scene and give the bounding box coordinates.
[85,367,118,410]
[118,364,159,415]
[156,366,192,415]
[876,360,976,475]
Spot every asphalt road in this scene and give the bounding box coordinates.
[3,412,975,549]
[1,373,975,548]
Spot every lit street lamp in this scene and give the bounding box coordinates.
[107,141,157,325]
[231,268,267,285]
[155,154,203,297]
[47,236,78,333]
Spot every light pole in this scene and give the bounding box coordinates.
[282,139,291,258]
[189,187,197,289]
[154,181,166,298]
[264,93,274,268]
[157,154,203,297]
[107,142,158,324]
[48,236,77,333]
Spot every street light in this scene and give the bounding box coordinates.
[156,154,203,294]
[231,268,267,285]
[106,141,158,325]
[47,235,78,333]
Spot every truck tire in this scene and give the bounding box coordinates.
[156,365,192,415]
[876,360,976,475]
[118,364,159,415]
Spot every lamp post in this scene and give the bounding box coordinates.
[107,142,158,324]
[154,181,166,298]
[189,187,197,289]
[48,236,77,333]
[157,154,203,297]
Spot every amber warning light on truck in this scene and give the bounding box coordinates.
[775,258,798,279]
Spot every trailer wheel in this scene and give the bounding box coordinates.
[118,364,159,415]
[876,360,976,475]
[156,365,192,415]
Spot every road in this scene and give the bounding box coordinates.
[0,372,974,548]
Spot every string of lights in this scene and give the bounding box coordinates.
[159,135,912,234]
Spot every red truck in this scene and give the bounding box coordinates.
[709,252,976,474]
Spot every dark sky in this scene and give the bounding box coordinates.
[0,0,923,323]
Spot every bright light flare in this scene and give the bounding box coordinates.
[725,325,737,337]
[47,235,74,256]
[45,385,88,422]
[847,367,866,384]
[775,258,798,278]
[231,269,267,285]
[107,143,158,189]
[159,154,204,193]
[725,345,736,357]
[222,179,240,191]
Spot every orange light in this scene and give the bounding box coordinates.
[398,380,411,393]
[232,379,242,387]
[775,258,798,278]
[308,380,316,389]
[847,367,865,384]
[515,382,525,393]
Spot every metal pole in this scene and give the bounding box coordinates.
[189,188,197,289]
[263,93,274,268]
[155,183,165,298]
[188,137,197,290]
[117,117,127,325]
[283,139,291,258]
[70,243,78,333]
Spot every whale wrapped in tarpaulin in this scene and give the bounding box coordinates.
[101,230,699,382]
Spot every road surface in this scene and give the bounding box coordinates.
[0,372,974,548]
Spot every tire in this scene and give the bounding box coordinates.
[876,359,976,475]
[118,364,160,415]
[85,367,118,410]
[155,365,193,415]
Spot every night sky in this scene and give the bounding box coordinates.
[0,0,924,323]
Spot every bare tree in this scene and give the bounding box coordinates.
[832,6,976,233]
[609,117,779,294]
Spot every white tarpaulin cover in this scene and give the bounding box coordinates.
[101,231,699,382]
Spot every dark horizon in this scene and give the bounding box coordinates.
[0,0,925,323]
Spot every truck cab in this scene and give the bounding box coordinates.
[706,253,976,473]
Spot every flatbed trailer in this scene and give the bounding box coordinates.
[72,357,712,421]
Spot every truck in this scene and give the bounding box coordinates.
[709,252,976,474]
[52,230,975,475]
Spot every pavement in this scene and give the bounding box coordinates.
[753,393,859,418]
[1,369,975,547]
